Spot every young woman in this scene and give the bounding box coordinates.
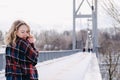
[4,20,39,80]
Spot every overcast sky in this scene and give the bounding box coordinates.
[0,0,117,33]
[0,0,73,32]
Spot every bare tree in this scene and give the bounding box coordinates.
[99,0,120,79]
[0,30,4,46]
[34,30,73,51]
[102,0,120,23]
[99,29,120,80]
[76,29,87,49]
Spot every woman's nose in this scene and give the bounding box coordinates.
[25,33,29,37]
[27,34,30,37]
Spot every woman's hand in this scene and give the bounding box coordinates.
[27,35,36,43]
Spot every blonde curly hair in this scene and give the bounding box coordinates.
[4,20,30,46]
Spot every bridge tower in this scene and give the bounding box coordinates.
[72,0,98,56]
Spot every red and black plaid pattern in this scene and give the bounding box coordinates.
[5,36,39,80]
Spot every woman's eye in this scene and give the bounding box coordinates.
[21,31,24,33]
[27,31,30,33]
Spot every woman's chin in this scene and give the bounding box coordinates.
[22,37,27,40]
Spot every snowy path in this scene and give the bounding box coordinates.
[37,52,102,80]
[0,52,102,80]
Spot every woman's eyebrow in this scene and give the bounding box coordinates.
[20,30,25,32]
[20,30,29,32]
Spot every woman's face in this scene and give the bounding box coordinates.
[16,25,29,39]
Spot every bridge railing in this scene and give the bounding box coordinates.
[0,49,81,71]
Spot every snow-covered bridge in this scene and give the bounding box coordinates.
[0,52,102,80]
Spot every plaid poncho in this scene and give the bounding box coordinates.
[5,36,39,80]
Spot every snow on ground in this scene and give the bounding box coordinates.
[0,52,102,80]
[37,52,102,80]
